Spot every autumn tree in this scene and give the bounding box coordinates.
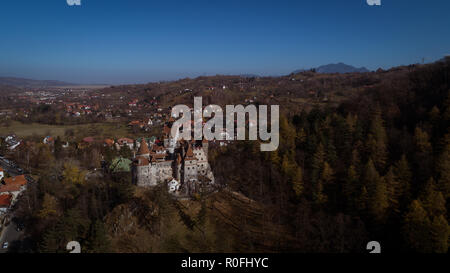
[419,178,447,217]
[430,215,449,253]
[413,127,433,182]
[384,167,400,214]
[403,200,432,252]
[292,167,304,197]
[62,163,87,186]
[437,141,450,198]
[86,221,111,253]
[38,193,59,219]
[394,155,412,206]
[366,110,388,170]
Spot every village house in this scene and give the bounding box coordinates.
[168,178,181,193]
[104,138,115,147]
[0,175,28,203]
[5,135,21,150]
[117,138,134,150]
[43,136,54,145]
[80,137,96,148]
[0,194,12,216]
[128,99,139,107]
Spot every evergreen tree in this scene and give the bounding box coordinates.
[394,155,412,205]
[281,154,295,178]
[366,110,388,170]
[296,128,307,146]
[326,141,337,165]
[420,178,447,217]
[384,167,400,213]
[345,113,357,133]
[362,159,381,192]
[269,150,281,166]
[403,200,432,252]
[428,106,440,126]
[430,215,449,253]
[292,167,304,197]
[357,186,369,214]
[314,179,327,206]
[437,142,450,198]
[413,127,433,181]
[86,221,111,253]
[279,115,296,160]
[40,209,90,253]
[344,165,358,207]
[311,143,325,184]
[351,148,362,171]
[321,162,334,184]
[369,177,389,222]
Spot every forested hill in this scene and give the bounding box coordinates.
[97,63,417,116]
[14,58,450,253]
[210,58,450,252]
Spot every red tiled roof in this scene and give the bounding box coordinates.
[83,137,95,143]
[128,120,140,126]
[118,138,134,144]
[104,139,114,146]
[186,145,194,157]
[150,144,165,153]
[0,194,12,207]
[0,175,27,193]
[154,153,166,159]
[137,139,150,155]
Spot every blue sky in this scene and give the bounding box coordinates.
[0,0,449,84]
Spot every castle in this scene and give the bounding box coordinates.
[133,122,215,196]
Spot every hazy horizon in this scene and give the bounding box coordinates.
[0,57,445,86]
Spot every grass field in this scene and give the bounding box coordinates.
[0,121,130,139]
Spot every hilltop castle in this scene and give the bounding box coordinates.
[132,122,215,196]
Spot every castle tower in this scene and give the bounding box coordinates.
[137,138,150,159]
[135,156,150,187]
[183,144,198,183]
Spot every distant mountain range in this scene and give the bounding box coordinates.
[293,63,371,74]
[1,63,372,88]
[0,77,76,88]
